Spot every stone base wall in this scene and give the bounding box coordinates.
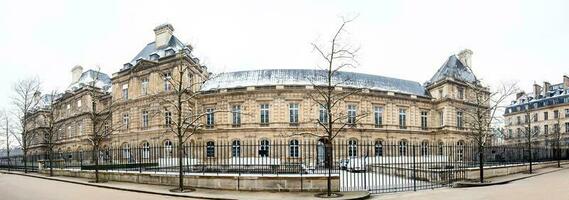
[39,169,340,192]
[464,161,567,180]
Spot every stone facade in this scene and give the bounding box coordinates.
[27,24,487,159]
[504,76,569,146]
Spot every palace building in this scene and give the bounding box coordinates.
[504,76,569,146]
[27,24,485,158]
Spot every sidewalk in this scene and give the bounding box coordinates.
[454,165,567,187]
[0,170,369,200]
[374,166,569,200]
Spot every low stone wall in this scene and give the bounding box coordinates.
[463,161,566,180]
[369,161,567,182]
[39,169,340,192]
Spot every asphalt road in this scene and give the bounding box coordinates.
[374,167,569,200]
[0,173,195,200]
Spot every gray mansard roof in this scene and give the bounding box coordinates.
[426,55,478,86]
[128,35,188,65]
[202,69,428,97]
[67,69,112,91]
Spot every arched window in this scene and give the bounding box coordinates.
[232,140,241,157]
[122,143,131,160]
[206,141,215,158]
[164,140,173,158]
[438,141,444,156]
[457,140,465,161]
[141,142,150,159]
[259,139,270,157]
[348,139,357,157]
[421,140,429,156]
[399,140,408,156]
[289,139,299,158]
[375,140,383,157]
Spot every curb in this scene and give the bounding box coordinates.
[453,167,567,188]
[0,170,370,200]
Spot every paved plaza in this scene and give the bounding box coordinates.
[374,168,569,200]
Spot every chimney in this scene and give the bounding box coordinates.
[533,83,542,98]
[71,65,83,83]
[516,91,525,100]
[543,81,551,97]
[457,49,473,67]
[563,75,569,89]
[154,23,174,49]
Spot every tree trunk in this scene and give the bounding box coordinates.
[94,145,100,183]
[479,149,484,183]
[528,142,533,173]
[23,149,28,173]
[49,150,53,177]
[326,141,332,196]
[178,137,184,191]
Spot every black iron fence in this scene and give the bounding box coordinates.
[0,140,567,194]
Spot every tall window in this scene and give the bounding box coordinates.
[206,108,215,128]
[554,110,559,119]
[122,143,131,160]
[319,105,329,125]
[438,141,444,156]
[544,112,549,120]
[206,141,215,158]
[421,111,428,130]
[347,105,357,125]
[123,113,129,129]
[374,140,383,156]
[544,125,549,135]
[232,140,241,157]
[142,111,149,129]
[260,104,270,126]
[456,111,463,129]
[232,105,241,127]
[164,140,173,158]
[289,103,299,125]
[374,107,383,128]
[399,109,407,129]
[141,78,149,96]
[421,140,429,156]
[164,111,172,127]
[77,99,82,108]
[399,140,408,156]
[348,139,357,157]
[457,140,464,161]
[533,126,540,135]
[259,139,270,157]
[533,113,538,122]
[565,122,569,134]
[565,109,569,118]
[77,121,83,136]
[289,139,299,158]
[554,123,560,134]
[439,111,444,126]
[457,87,464,99]
[122,84,129,100]
[163,72,172,91]
[142,142,150,159]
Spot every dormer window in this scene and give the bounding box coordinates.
[149,53,159,61]
[165,49,175,56]
[136,58,143,63]
[123,63,133,69]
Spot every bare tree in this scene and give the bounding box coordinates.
[463,81,518,183]
[548,114,565,168]
[11,77,41,173]
[305,17,365,197]
[38,91,64,176]
[158,52,215,192]
[84,69,120,183]
[518,93,540,174]
[1,110,14,160]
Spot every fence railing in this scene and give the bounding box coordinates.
[0,140,567,194]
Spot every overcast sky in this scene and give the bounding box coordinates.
[0,0,568,109]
